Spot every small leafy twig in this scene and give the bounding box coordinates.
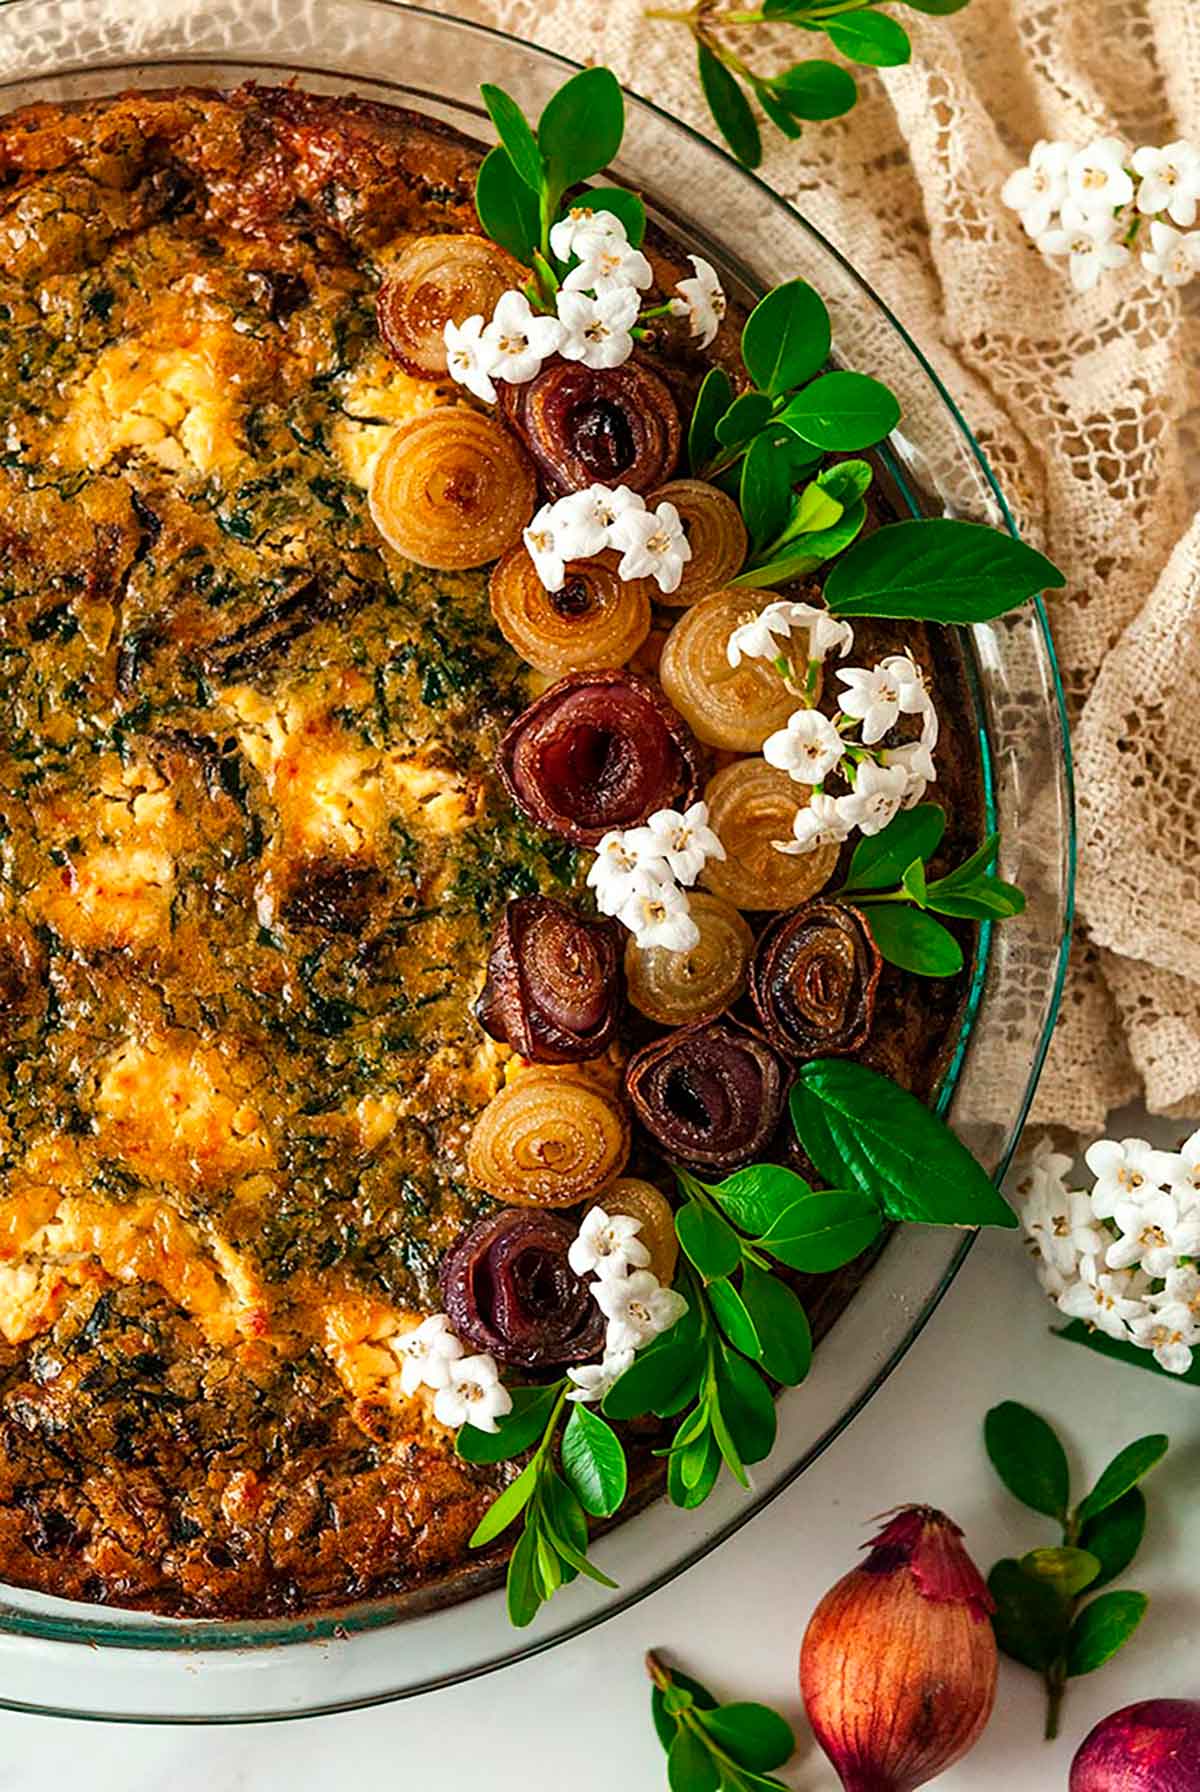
[984,1400,1167,1740]
[646,1651,797,1791]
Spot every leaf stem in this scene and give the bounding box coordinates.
[1045,1661,1067,1741]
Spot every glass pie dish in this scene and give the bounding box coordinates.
[0,0,1075,1723]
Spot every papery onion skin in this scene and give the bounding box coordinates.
[659,591,800,751]
[749,901,881,1058]
[499,360,681,496]
[624,1019,787,1176]
[625,890,753,1027]
[700,760,840,912]
[1070,1701,1200,1792]
[801,1506,997,1792]
[474,896,623,1063]
[467,1066,631,1206]
[369,408,536,569]
[489,546,653,676]
[440,1209,605,1368]
[646,480,748,607]
[497,670,702,846]
[585,1180,680,1287]
[377,234,527,379]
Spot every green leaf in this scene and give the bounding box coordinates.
[901,859,928,905]
[755,1189,882,1273]
[677,1201,743,1279]
[652,1668,718,1752]
[930,833,999,887]
[456,1382,560,1463]
[1056,1319,1200,1385]
[715,1344,778,1465]
[733,502,866,587]
[740,278,831,396]
[842,804,947,891]
[927,882,1026,921]
[699,1703,796,1773]
[750,78,805,142]
[604,1304,704,1420]
[715,391,776,449]
[668,1723,720,1792]
[689,367,735,473]
[984,1400,1071,1519]
[540,1468,618,1588]
[790,1058,1019,1228]
[988,1558,1071,1671]
[1067,1590,1149,1676]
[708,1276,763,1360]
[578,184,646,246]
[823,12,912,66]
[824,516,1067,622]
[505,1522,544,1627]
[778,370,901,451]
[704,1164,814,1236]
[708,1390,750,1487]
[480,84,544,191]
[561,1403,628,1518]
[1077,1435,1169,1524]
[764,478,843,547]
[739,1261,812,1386]
[1019,1546,1102,1600]
[698,41,762,169]
[817,458,873,506]
[770,60,858,121]
[538,66,625,193]
[740,429,798,555]
[475,145,541,262]
[668,1424,722,1508]
[469,1455,541,1548]
[861,904,964,977]
[894,0,971,13]
[1079,1487,1147,1589]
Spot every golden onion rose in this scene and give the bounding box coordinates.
[658,590,799,751]
[489,547,653,676]
[700,759,840,910]
[646,479,748,606]
[369,408,536,569]
[376,234,528,379]
[624,890,754,1026]
[467,1067,631,1207]
[585,1180,680,1287]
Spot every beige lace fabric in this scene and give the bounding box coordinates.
[431,0,1200,1132]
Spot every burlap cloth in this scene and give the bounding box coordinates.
[426,0,1200,1132]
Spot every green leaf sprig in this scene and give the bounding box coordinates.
[646,1651,797,1791]
[984,1400,1167,1739]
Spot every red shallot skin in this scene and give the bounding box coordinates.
[1071,1701,1200,1792]
[474,897,623,1062]
[800,1506,998,1792]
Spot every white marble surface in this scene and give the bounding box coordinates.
[2,1168,1197,1791]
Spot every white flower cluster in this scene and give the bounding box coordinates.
[1002,137,1200,293]
[586,802,726,953]
[564,1206,688,1403]
[1018,1132,1200,1376]
[524,481,692,595]
[443,208,726,402]
[391,1312,514,1433]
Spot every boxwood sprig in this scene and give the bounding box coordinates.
[646,1651,797,1791]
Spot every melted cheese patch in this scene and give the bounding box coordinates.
[331,349,454,487]
[32,759,178,949]
[95,1034,272,1188]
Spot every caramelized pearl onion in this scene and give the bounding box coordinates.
[377,234,527,379]
[474,896,623,1063]
[659,593,799,751]
[489,547,653,676]
[369,409,536,569]
[467,1067,630,1206]
[646,480,748,606]
[497,671,701,846]
[625,890,753,1026]
[499,361,681,496]
[700,760,840,911]
[585,1181,679,1287]
[749,901,882,1058]
[440,1210,605,1368]
[625,1020,787,1176]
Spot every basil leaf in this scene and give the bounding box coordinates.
[668,1424,722,1509]
[1067,1590,1149,1676]
[756,1189,882,1272]
[677,1201,743,1279]
[538,66,625,192]
[668,1723,720,1792]
[471,1455,540,1548]
[843,803,947,890]
[817,457,873,506]
[984,1400,1070,1519]
[739,1261,812,1386]
[697,41,762,169]
[770,59,858,121]
[604,1304,703,1419]
[741,429,798,554]
[480,84,544,191]
[733,501,865,589]
[456,1381,560,1463]
[778,370,901,450]
[698,1703,795,1773]
[505,1522,544,1627]
[689,366,735,473]
[708,1276,762,1360]
[824,516,1067,621]
[579,184,646,246]
[561,1403,628,1518]
[740,278,831,396]
[1077,1435,1169,1524]
[823,12,912,66]
[715,1344,777,1464]
[475,145,541,262]
[1056,1318,1200,1385]
[1079,1488,1147,1589]
[1019,1546,1102,1600]
[988,1558,1070,1672]
[715,390,775,449]
[705,1164,814,1235]
[861,904,964,977]
[652,1668,718,1752]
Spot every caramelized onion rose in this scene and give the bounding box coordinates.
[625,1020,787,1176]
[440,1210,605,1368]
[646,480,748,606]
[369,409,536,569]
[499,361,681,496]
[489,547,653,676]
[467,1067,630,1206]
[475,896,623,1063]
[700,760,840,911]
[625,890,753,1026]
[585,1180,679,1287]
[377,234,527,379]
[659,591,801,752]
[497,671,701,845]
[749,902,881,1058]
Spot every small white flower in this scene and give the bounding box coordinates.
[393,1312,464,1396]
[773,791,852,856]
[1105,1189,1200,1277]
[481,289,564,384]
[443,313,500,402]
[1038,201,1131,293]
[609,500,692,595]
[556,283,641,369]
[1140,218,1200,287]
[837,660,923,745]
[433,1352,513,1433]
[622,802,725,886]
[1020,1160,1106,1297]
[763,708,846,786]
[524,501,568,592]
[1156,1263,1200,1323]
[1067,137,1134,213]
[836,760,911,837]
[550,206,628,264]
[1128,1305,1197,1376]
[594,1270,688,1354]
[1001,139,1074,237]
[726,603,796,668]
[563,233,653,296]
[1132,140,1200,227]
[618,878,699,952]
[1084,1136,1178,1219]
[550,483,639,561]
[568,1206,651,1280]
[669,254,727,347]
[882,739,938,807]
[586,830,671,916]
[790,602,856,664]
[1056,1258,1150,1342]
[565,1347,635,1404]
[1166,1129,1200,1207]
